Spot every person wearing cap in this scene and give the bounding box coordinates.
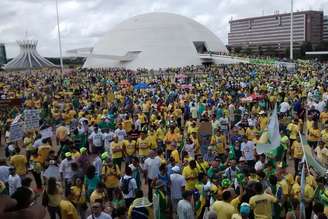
[231,202,251,219]
[170,165,186,216]
[128,190,153,219]
[153,180,167,219]
[258,111,268,130]
[59,151,74,197]
[210,190,236,219]
[101,156,121,201]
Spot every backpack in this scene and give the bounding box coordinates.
[121,177,132,195]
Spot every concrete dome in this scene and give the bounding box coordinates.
[83,12,229,69]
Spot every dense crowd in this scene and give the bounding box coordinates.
[0,62,328,219]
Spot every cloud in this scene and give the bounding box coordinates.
[0,0,327,58]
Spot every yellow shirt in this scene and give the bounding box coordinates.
[124,140,136,156]
[291,141,303,159]
[304,184,315,201]
[210,135,226,154]
[230,197,241,209]
[147,133,157,149]
[164,132,179,150]
[278,179,289,196]
[245,127,258,141]
[287,123,299,140]
[321,129,328,144]
[249,193,277,219]
[111,141,123,159]
[70,186,86,204]
[182,166,199,190]
[171,149,180,163]
[308,128,321,142]
[59,200,79,219]
[137,138,150,157]
[102,164,121,188]
[259,117,269,130]
[156,128,165,140]
[123,119,133,133]
[10,154,27,176]
[38,144,51,163]
[211,201,237,219]
[320,111,328,124]
[291,182,301,200]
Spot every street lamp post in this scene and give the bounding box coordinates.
[290,0,294,60]
[55,0,64,73]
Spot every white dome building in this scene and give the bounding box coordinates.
[82,12,236,69]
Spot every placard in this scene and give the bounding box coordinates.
[9,122,24,142]
[24,109,40,129]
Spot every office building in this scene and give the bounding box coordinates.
[323,16,328,42]
[228,10,323,55]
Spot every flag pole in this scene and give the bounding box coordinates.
[55,0,64,74]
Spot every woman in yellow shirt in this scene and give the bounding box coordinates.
[111,137,123,168]
[308,121,321,149]
[137,132,150,159]
[291,137,303,174]
[69,177,87,219]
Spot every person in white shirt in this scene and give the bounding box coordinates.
[8,167,21,195]
[59,152,74,196]
[144,150,161,202]
[103,129,115,157]
[88,125,104,153]
[170,166,186,214]
[190,103,198,119]
[254,154,266,172]
[280,99,291,114]
[93,153,103,176]
[184,138,195,159]
[177,190,195,219]
[87,202,112,219]
[120,166,137,207]
[241,139,255,168]
[114,124,127,141]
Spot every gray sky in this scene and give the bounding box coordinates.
[0,0,327,58]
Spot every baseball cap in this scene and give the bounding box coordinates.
[80,147,87,153]
[240,203,251,216]
[65,152,72,157]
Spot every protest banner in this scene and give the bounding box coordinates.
[24,109,40,129]
[9,122,24,142]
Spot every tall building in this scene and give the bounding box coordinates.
[228,10,323,55]
[323,16,328,42]
[0,44,7,65]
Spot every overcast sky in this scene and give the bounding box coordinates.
[0,0,327,58]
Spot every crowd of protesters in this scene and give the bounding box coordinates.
[0,62,328,219]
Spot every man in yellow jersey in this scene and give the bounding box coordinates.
[137,131,150,161]
[182,160,199,191]
[249,182,277,219]
[110,136,123,169]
